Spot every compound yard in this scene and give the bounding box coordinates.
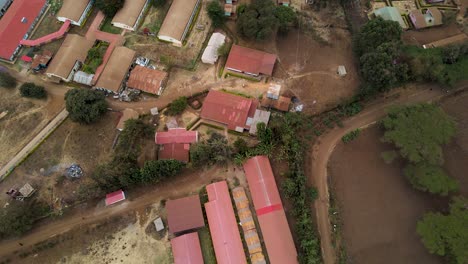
[328,90,468,264]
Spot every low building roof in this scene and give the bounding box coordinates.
[261,95,291,112]
[410,10,428,29]
[374,7,407,29]
[0,0,47,60]
[158,143,191,163]
[105,190,126,206]
[154,217,165,231]
[117,108,139,131]
[243,156,298,264]
[112,0,148,28]
[201,90,257,131]
[166,195,205,233]
[31,50,52,69]
[225,45,277,76]
[158,0,200,42]
[95,46,136,92]
[426,7,442,26]
[155,128,198,145]
[201,32,226,64]
[171,232,204,264]
[46,34,94,79]
[57,0,91,22]
[205,181,247,264]
[127,65,167,94]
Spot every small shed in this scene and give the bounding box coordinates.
[267,83,281,100]
[337,65,347,77]
[105,190,126,206]
[153,217,165,231]
[166,195,205,233]
[73,71,95,86]
[201,32,226,64]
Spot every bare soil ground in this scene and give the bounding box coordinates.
[402,23,465,46]
[328,91,468,264]
[0,112,119,207]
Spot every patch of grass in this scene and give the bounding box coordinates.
[198,227,216,264]
[100,18,122,34]
[225,72,261,82]
[220,89,252,98]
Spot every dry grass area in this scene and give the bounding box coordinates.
[0,112,120,207]
[0,87,63,168]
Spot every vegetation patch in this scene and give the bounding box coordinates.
[20,83,47,99]
[341,129,361,143]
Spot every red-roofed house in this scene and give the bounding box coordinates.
[105,190,126,206]
[166,195,205,234]
[171,232,204,264]
[0,0,47,61]
[127,65,168,95]
[155,128,198,163]
[201,90,258,132]
[205,181,247,264]
[225,45,277,77]
[243,156,298,264]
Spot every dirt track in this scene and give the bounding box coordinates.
[0,168,221,258]
[309,84,461,264]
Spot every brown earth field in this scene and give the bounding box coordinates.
[328,91,468,264]
[0,112,121,207]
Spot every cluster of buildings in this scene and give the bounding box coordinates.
[162,156,297,264]
[373,5,443,30]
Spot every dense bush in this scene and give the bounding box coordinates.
[353,17,402,57]
[0,200,49,239]
[65,88,108,124]
[190,132,232,167]
[140,160,185,184]
[19,83,47,99]
[404,164,459,196]
[417,197,468,264]
[166,96,188,116]
[341,129,360,143]
[95,0,125,17]
[207,1,226,27]
[151,0,166,7]
[0,71,17,89]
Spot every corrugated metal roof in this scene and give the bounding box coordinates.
[73,71,95,86]
[155,128,198,145]
[166,195,205,233]
[225,45,277,76]
[105,190,126,206]
[201,90,257,130]
[112,0,148,29]
[171,232,204,264]
[57,0,91,23]
[374,7,407,29]
[95,46,136,92]
[201,33,226,64]
[0,0,47,60]
[205,181,247,264]
[243,156,298,264]
[158,143,190,163]
[158,0,200,42]
[127,65,167,94]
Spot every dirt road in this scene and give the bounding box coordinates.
[0,109,69,180]
[0,168,220,257]
[309,85,456,264]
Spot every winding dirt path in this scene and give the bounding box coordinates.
[309,85,460,264]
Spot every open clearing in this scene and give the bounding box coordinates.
[328,91,468,264]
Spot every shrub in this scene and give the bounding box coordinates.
[95,0,125,17]
[404,164,459,196]
[341,129,360,143]
[166,96,187,116]
[65,88,108,124]
[207,1,226,27]
[381,150,398,164]
[0,71,17,89]
[19,83,47,99]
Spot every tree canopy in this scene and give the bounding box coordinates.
[166,96,187,116]
[0,71,17,89]
[404,163,459,196]
[353,17,402,57]
[65,88,108,124]
[417,197,468,264]
[20,82,47,99]
[0,200,49,239]
[382,104,456,165]
[140,160,185,184]
[95,0,125,17]
[237,0,296,40]
[190,132,232,167]
[207,1,226,28]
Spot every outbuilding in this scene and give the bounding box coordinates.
[201,32,226,64]
[105,190,126,206]
[166,195,205,234]
[127,65,168,95]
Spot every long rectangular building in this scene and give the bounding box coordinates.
[112,0,149,31]
[56,0,93,26]
[243,156,298,264]
[205,181,247,264]
[95,46,136,94]
[157,0,200,46]
[0,0,47,61]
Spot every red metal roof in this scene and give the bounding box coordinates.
[127,65,168,94]
[158,143,190,163]
[201,90,257,130]
[20,20,71,47]
[155,128,198,145]
[166,195,205,233]
[225,45,277,76]
[205,181,247,264]
[20,56,32,62]
[105,190,126,206]
[171,232,204,264]
[243,156,298,264]
[0,0,47,60]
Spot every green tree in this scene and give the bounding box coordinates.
[0,200,49,239]
[19,83,47,99]
[151,0,166,7]
[360,50,408,92]
[404,163,459,196]
[140,160,184,184]
[237,0,278,40]
[0,71,17,89]
[116,118,154,155]
[274,5,296,33]
[382,104,456,165]
[354,17,402,56]
[217,43,231,57]
[95,0,125,17]
[190,132,232,166]
[65,88,108,124]
[233,137,249,155]
[166,96,187,116]
[417,197,468,264]
[207,1,226,28]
